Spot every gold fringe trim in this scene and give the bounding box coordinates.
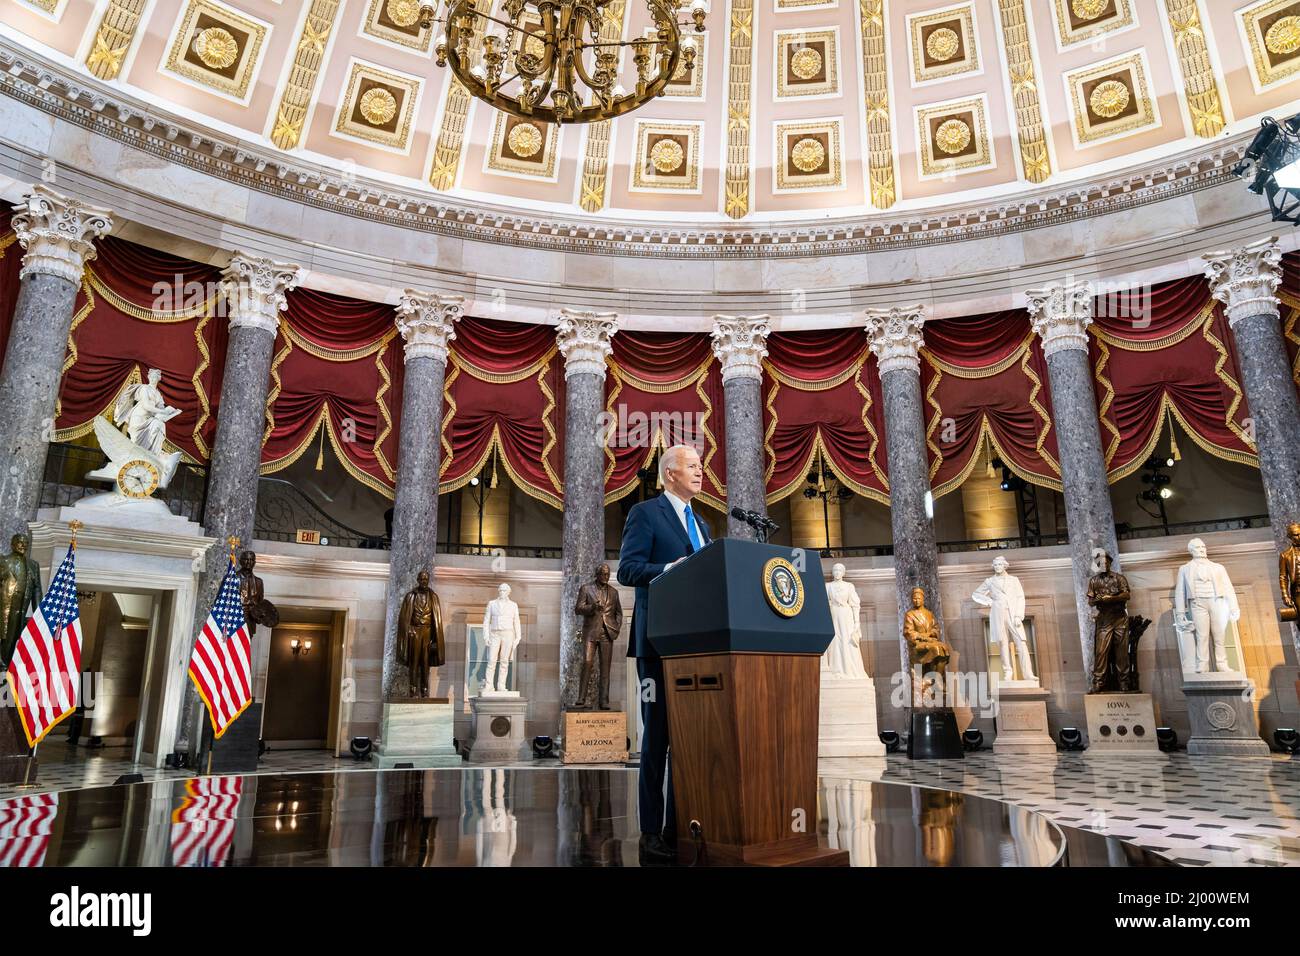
[56,279,95,422]
[373,341,396,482]
[602,365,625,486]
[1201,311,1257,461]
[1105,396,1259,483]
[609,354,713,394]
[0,232,16,257]
[437,426,563,509]
[84,266,215,323]
[537,359,562,496]
[264,333,293,445]
[762,346,869,391]
[1021,347,1062,481]
[1089,298,1215,351]
[924,334,1032,379]
[1093,339,1122,467]
[854,367,890,499]
[282,322,398,362]
[191,312,213,459]
[259,405,396,500]
[449,345,559,384]
[924,356,944,481]
[439,360,459,479]
[697,359,724,497]
[1281,291,1300,387]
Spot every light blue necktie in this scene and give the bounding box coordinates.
[683,503,702,552]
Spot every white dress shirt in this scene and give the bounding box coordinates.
[663,490,701,548]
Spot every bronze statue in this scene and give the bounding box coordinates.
[0,533,41,666]
[237,550,279,635]
[397,570,444,699]
[1279,522,1300,623]
[903,586,951,707]
[1086,548,1150,693]
[574,564,623,710]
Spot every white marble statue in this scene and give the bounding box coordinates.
[481,583,523,695]
[972,556,1037,682]
[474,768,517,867]
[823,564,867,679]
[1174,538,1240,675]
[113,368,181,456]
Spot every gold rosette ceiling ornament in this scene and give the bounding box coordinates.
[417,0,707,124]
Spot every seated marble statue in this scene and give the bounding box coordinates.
[113,368,181,456]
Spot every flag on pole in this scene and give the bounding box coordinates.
[170,777,240,867]
[0,793,58,867]
[5,543,81,748]
[188,559,252,739]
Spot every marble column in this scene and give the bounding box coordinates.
[556,309,617,709]
[176,253,302,757]
[1203,238,1300,554]
[1026,282,1118,675]
[710,315,770,539]
[381,290,462,701]
[0,185,111,544]
[864,306,943,675]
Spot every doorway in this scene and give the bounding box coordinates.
[261,609,345,751]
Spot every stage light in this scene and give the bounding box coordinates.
[1058,727,1085,751]
[349,736,373,760]
[532,735,557,759]
[1275,728,1300,754]
[164,752,189,770]
[1159,487,1173,500]
[1234,115,1300,225]
[1156,727,1178,752]
[879,730,901,753]
[962,729,984,752]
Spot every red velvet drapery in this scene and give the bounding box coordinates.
[604,332,726,510]
[920,311,1062,494]
[1089,277,1256,479]
[440,316,564,506]
[0,211,19,362]
[763,330,890,504]
[54,236,226,462]
[260,287,402,496]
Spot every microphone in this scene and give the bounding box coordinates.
[730,507,781,539]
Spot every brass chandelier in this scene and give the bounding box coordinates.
[415,0,708,125]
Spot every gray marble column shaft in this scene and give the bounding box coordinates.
[557,311,616,710]
[381,291,461,701]
[176,254,302,756]
[865,307,942,677]
[1027,283,1118,674]
[0,187,111,543]
[1204,239,1300,553]
[712,315,770,539]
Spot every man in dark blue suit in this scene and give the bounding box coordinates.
[617,443,710,864]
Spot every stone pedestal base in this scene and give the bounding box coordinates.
[200,702,262,774]
[1182,674,1271,756]
[818,675,886,758]
[375,699,459,769]
[1084,693,1161,755]
[994,684,1057,756]
[468,696,531,763]
[561,711,627,764]
[908,709,963,760]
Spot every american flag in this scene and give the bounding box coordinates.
[5,544,80,748]
[188,561,252,739]
[0,793,58,867]
[170,777,240,867]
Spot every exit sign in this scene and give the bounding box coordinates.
[295,529,322,545]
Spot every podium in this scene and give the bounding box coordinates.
[648,538,849,866]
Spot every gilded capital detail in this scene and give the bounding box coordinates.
[1203,237,1282,328]
[864,305,925,376]
[11,185,113,284]
[710,314,771,384]
[556,309,617,379]
[396,290,463,364]
[1026,282,1094,357]
[220,253,304,334]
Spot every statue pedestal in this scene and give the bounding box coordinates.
[375,699,459,769]
[561,710,627,764]
[818,675,885,758]
[908,709,963,760]
[468,695,531,763]
[1084,693,1162,755]
[1181,674,1271,756]
[993,683,1057,756]
[199,702,262,773]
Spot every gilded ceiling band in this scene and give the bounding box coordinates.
[997,0,1052,184]
[429,0,490,190]
[270,0,342,150]
[577,0,628,213]
[723,0,755,219]
[1164,0,1225,138]
[85,0,147,81]
[858,0,895,209]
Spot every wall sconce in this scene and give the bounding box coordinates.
[290,638,313,658]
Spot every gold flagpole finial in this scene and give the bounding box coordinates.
[227,535,240,564]
[68,519,84,551]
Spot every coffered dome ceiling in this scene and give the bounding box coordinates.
[5,0,1300,227]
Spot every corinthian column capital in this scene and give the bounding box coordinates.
[1026,281,1094,357]
[864,305,925,376]
[710,314,771,384]
[220,253,304,334]
[555,309,617,379]
[11,185,113,283]
[1203,237,1283,328]
[396,290,463,364]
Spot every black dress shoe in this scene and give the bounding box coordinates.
[638,834,676,865]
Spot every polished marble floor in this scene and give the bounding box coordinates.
[3,744,1296,866]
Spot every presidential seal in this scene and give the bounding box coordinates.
[762,557,804,618]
